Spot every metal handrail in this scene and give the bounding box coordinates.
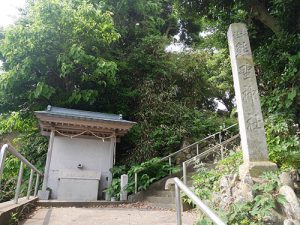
[160,123,237,161]
[182,134,240,184]
[0,144,43,203]
[133,124,237,193]
[184,134,240,166]
[165,177,226,225]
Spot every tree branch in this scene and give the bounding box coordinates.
[248,0,282,34]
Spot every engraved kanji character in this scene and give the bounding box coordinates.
[242,85,258,104]
[238,63,253,80]
[235,42,250,56]
[233,30,247,39]
[246,113,262,131]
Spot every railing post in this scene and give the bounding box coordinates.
[170,178,226,225]
[27,169,34,199]
[182,162,187,185]
[175,183,182,225]
[168,157,172,174]
[34,174,40,196]
[0,144,8,188]
[220,145,224,160]
[14,161,24,204]
[134,172,138,194]
[219,132,224,160]
[196,144,199,155]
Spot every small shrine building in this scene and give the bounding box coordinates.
[35,106,135,201]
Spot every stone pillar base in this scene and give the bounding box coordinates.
[239,161,278,179]
[38,190,50,200]
[120,192,128,201]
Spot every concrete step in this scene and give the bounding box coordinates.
[145,190,175,197]
[145,202,175,210]
[145,201,191,211]
[144,196,175,204]
[146,172,182,191]
[37,200,130,208]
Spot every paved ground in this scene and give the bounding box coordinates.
[21,207,198,225]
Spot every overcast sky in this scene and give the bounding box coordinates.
[0,0,25,27]
[0,0,25,72]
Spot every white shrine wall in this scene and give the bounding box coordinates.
[47,136,114,199]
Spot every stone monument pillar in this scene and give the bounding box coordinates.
[227,23,277,178]
[120,174,128,201]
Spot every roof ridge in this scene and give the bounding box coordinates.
[34,105,135,124]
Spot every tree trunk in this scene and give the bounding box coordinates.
[248,0,282,34]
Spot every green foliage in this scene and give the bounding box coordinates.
[192,154,286,225]
[174,0,300,169]
[104,165,127,199]
[216,150,243,175]
[0,111,48,166]
[205,49,235,112]
[257,33,300,120]
[0,0,234,168]
[251,173,282,219]
[9,212,19,225]
[127,157,177,192]
[0,0,299,205]
[105,178,121,198]
[265,114,300,168]
[0,0,119,110]
[110,165,127,178]
[108,158,176,195]
[190,151,242,203]
[0,111,47,202]
[190,167,220,201]
[135,174,157,191]
[0,0,121,202]
[221,172,284,225]
[0,156,20,202]
[131,47,236,160]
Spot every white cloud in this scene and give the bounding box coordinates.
[0,0,26,27]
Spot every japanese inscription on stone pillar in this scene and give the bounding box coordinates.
[227,23,269,163]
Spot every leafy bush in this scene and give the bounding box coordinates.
[0,112,47,203]
[104,178,121,199]
[191,151,242,202]
[215,150,243,175]
[192,152,286,225]
[107,158,177,197]
[221,172,285,225]
[265,114,300,169]
[127,157,178,192]
[190,167,220,201]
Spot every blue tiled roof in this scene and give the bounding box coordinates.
[35,105,135,124]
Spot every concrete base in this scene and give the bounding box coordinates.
[37,200,129,208]
[239,161,278,179]
[38,190,50,200]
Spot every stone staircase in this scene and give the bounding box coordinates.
[129,126,240,210]
[130,165,196,209]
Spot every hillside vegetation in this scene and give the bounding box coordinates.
[0,1,299,202]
